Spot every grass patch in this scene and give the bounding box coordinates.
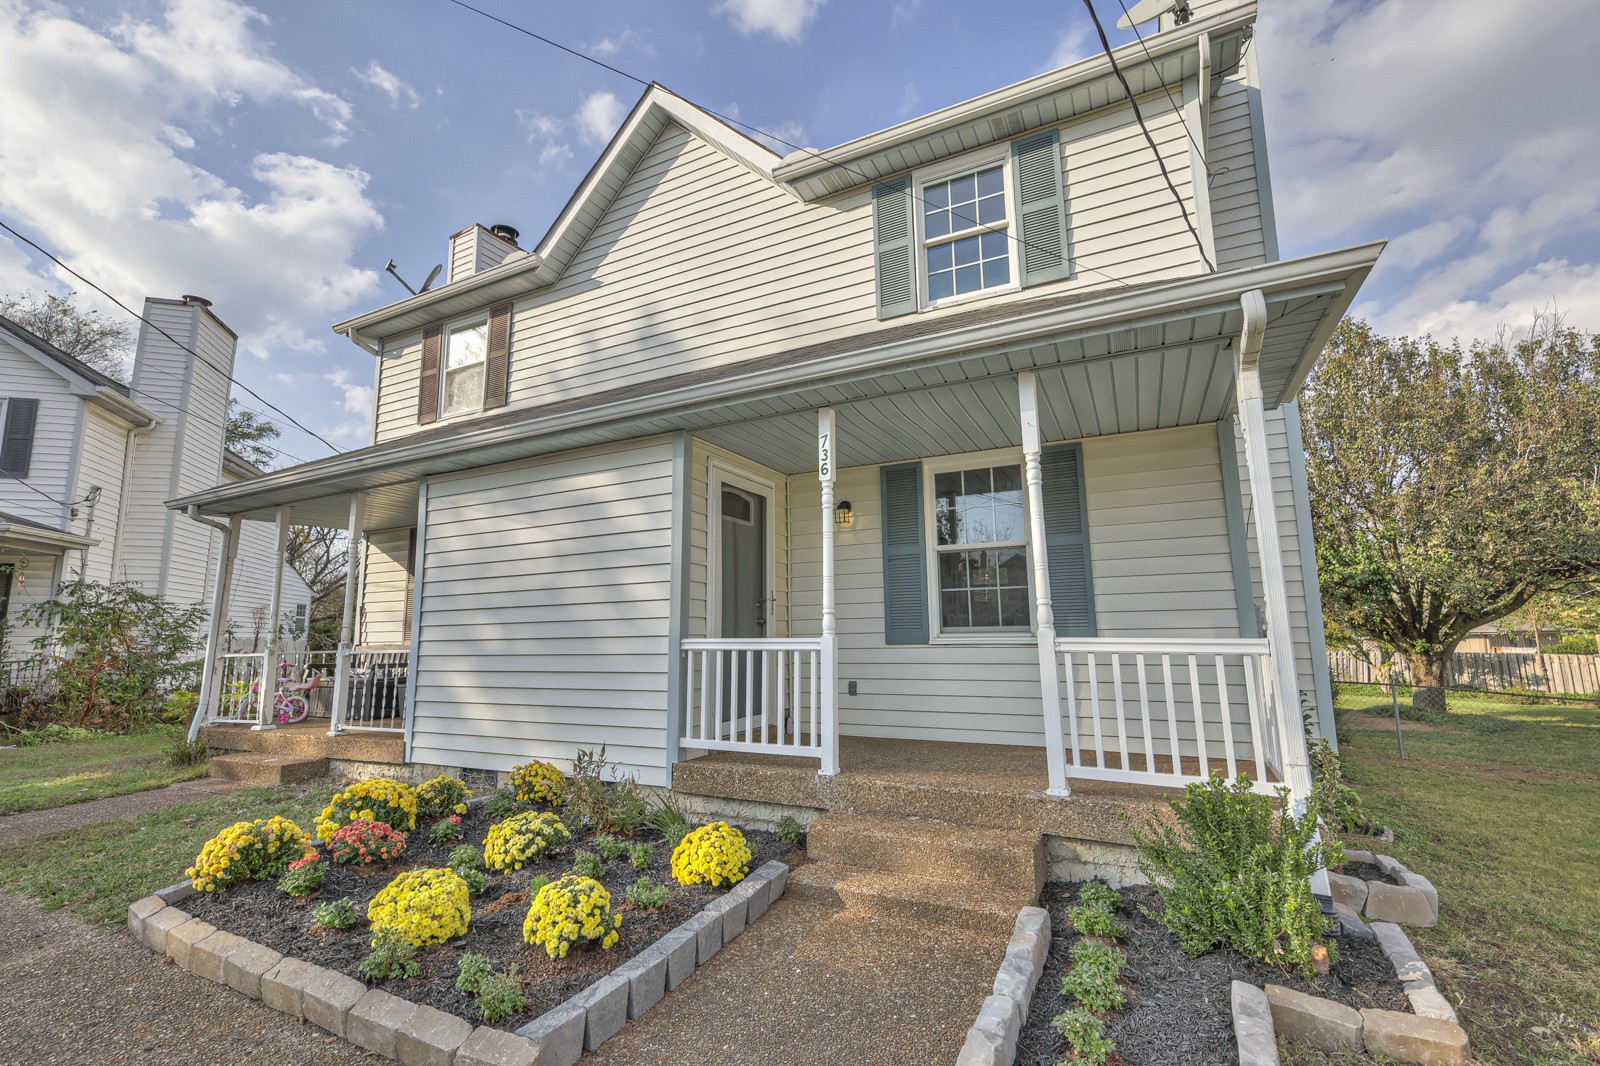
[1334,686,1600,1066]
[0,726,209,815]
[0,783,337,925]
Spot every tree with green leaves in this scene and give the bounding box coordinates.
[225,399,283,468]
[0,290,132,380]
[1301,317,1600,710]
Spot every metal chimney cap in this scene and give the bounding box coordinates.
[181,294,213,307]
[488,224,520,246]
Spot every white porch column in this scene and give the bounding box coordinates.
[253,505,290,731]
[817,407,840,777]
[328,491,367,736]
[1234,289,1313,803]
[187,513,240,744]
[1020,373,1070,796]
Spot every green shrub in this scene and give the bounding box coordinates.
[1052,1007,1115,1065]
[594,833,629,862]
[775,814,806,845]
[570,850,603,880]
[565,747,648,835]
[11,723,113,746]
[455,952,494,994]
[1128,775,1342,977]
[625,876,670,909]
[1077,882,1120,914]
[455,866,488,895]
[428,818,463,845]
[1309,739,1371,833]
[1060,940,1127,1013]
[629,842,653,869]
[1069,902,1124,940]
[448,844,483,871]
[277,856,327,897]
[312,897,360,930]
[475,969,528,1022]
[487,792,529,820]
[646,795,693,849]
[360,929,420,981]
[1550,634,1598,655]
[528,874,552,898]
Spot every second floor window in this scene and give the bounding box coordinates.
[920,161,1014,306]
[441,319,488,418]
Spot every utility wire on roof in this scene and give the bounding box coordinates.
[1081,0,1216,272]
[441,0,1144,291]
[0,219,343,454]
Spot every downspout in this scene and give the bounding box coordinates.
[108,423,154,581]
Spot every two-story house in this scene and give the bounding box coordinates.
[174,1,1379,844]
[0,295,311,658]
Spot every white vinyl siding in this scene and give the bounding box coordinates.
[73,408,130,582]
[788,424,1239,747]
[360,526,414,646]
[1207,74,1271,270]
[0,344,77,528]
[371,89,1203,445]
[409,438,676,785]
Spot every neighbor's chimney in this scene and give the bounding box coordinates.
[447,223,520,284]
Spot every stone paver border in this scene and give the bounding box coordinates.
[128,859,790,1066]
[1230,908,1468,1066]
[954,905,1051,1066]
[1330,849,1440,928]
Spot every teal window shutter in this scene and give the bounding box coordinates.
[880,462,929,644]
[872,177,917,319]
[1011,130,1070,286]
[1041,443,1095,635]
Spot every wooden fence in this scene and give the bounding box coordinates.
[1330,649,1600,696]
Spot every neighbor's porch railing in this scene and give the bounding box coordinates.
[680,638,825,760]
[1054,637,1285,793]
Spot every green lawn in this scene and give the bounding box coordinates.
[1334,687,1600,1066]
[0,783,337,925]
[0,727,209,814]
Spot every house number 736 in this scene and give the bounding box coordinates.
[818,431,831,479]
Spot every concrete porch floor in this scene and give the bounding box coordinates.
[672,735,1183,845]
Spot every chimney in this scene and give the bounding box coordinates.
[447,223,520,284]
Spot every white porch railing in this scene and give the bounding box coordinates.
[680,638,825,759]
[328,645,409,734]
[1055,637,1285,793]
[212,652,267,724]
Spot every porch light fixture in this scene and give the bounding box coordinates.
[834,500,854,530]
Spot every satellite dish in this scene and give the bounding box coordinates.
[1117,0,1191,29]
[418,264,443,293]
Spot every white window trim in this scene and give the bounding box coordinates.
[921,447,1036,645]
[437,314,489,422]
[705,457,779,640]
[913,145,1021,313]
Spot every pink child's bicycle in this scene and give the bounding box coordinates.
[263,663,324,725]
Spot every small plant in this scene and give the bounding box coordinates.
[360,928,421,982]
[594,833,629,862]
[428,816,464,845]
[523,875,622,959]
[456,866,489,895]
[449,844,483,871]
[625,876,670,909]
[312,897,360,930]
[508,760,567,805]
[278,855,327,897]
[628,842,653,870]
[1077,882,1121,914]
[1052,1007,1115,1066]
[455,952,494,994]
[475,969,528,1022]
[1128,775,1343,977]
[415,774,472,820]
[775,814,806,845]
[566,746,648,835]
[1309,738,1371,834]
[315,778,419,842]
[647,795,694,849]
[483,811,571,872]
[1060,940,1128,1013]
[1068,891,1125,941]
[165,736,208,767]
[487,792,528,820]
[327,819,407,866]
[570,850,604,880]
[187,816,314,892]
[528,874,552,898]
[367,868,472,946]
[671,822,751,887]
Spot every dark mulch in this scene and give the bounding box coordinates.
[1337,859,1401,887]
[184,800,794,1030]
[1016,882,1409,1066]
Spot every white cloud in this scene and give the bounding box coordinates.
[1043,22,1095,72]
[576,91,625,146]
[749,120,807,155]
[1404,260,1600,345]
[0,0,383,362]
[353,60,419,108]
[326,366,373,418]
[591,28,655,57]
[539,143,575,167]
[516,110,564,143]
[890,0,925,28]
[713,0,824,42]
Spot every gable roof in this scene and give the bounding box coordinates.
[0,314,130,392]
[0,316,158,427]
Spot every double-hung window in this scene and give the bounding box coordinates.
[931,461,1031,633]
[920,162,1014,306]
[440,318,488,418]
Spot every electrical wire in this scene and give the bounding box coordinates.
[1080,0,1215,272]
[442,0,1148,291]
[0,219,342,454]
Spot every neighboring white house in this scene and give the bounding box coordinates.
[176,1,1378,810]
[0,295,311,655]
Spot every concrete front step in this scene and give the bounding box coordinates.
[209,753,329,786]
[788,862,1033,936]
[806,812,1044,895]
[202,724,404,765]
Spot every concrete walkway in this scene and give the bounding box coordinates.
[0,890,381,1066]
[0,777,244,844]
[587,896,1005,1065]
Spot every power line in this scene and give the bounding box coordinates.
[1080,0,1215,272]
[442,0,1143,291]
[0,471,67,510]
[0,220,343,453]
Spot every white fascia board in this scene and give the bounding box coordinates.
[0,521,97,552]
[171,241,1382,517]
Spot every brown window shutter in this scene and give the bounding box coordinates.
[417,325,442,424]
[483,303,512,410]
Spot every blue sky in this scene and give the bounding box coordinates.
[1,0,1596,466]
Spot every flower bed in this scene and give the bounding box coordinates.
[1014,881,1408,1066]
[181,794,793,1031]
